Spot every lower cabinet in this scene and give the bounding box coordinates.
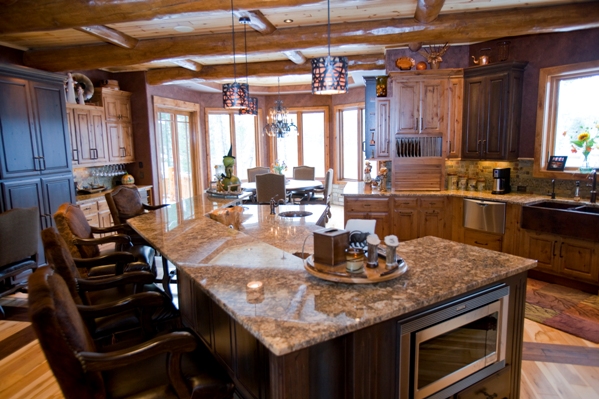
[455,365,511,399]
[521,229,599,284]
[392,196,448,241]
[464,229,503,252]
[78,197,113,232]
[344,196,391,238]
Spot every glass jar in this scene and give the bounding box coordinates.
[476,178,486,191]
[458,175,467,190]
[447,173,458,190]
[467,177,477,191]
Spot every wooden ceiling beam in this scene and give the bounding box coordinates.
[236,10,277,35]
[146,55,384,85]
[0,0,319,34]
[171,59,203,71]
[414,0,446,23]
[283,51,307,64]
[75,25,139,49]
[23,3,599,72]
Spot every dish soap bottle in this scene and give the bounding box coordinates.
[574,181,581,202]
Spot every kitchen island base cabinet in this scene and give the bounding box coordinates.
[178,271,527,399]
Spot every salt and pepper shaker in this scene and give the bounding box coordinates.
[366,234,381,268]
[574,181,581,202]
[384,235,399,268]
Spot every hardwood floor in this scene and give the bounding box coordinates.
[0,206,597,398]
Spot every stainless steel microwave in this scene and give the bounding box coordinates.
[398,285,509,399]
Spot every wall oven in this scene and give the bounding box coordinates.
[398,285,509,399]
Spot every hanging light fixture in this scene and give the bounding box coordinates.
[311,0,348,95]
[222,0,249,109]
[238,16,258,116]
[263,77,297,138]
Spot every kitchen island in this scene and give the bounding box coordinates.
[128,194,537,399]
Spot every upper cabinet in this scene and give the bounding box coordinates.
[461,62,527,160]
[393,78,446,135]
[0,65,72,179]
[91,88,135,163]
[66,103,109,166]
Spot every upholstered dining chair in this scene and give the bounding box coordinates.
[255,173,289,204]
[291,165,317,202]
[53,202,155,278]
[312,168,334,206]
[247,166,270,182]
[28,266,235,399]
[41,227,180,348]
[0,207,39,318]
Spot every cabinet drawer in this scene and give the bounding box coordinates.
[345,198,389,212]
[84,213,99,227]
[464,229,503,252]
[456,365,511,399]
[97,199,109,212]
[79,201,98,215]
[393,198,418,208]
[419,197,445,209]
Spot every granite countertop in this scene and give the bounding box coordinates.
[75,184,153,202]
[127,193,537,357]
[342,181,594,206]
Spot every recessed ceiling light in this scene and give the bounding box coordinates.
[283,19,293,23]
[174,26,194,33]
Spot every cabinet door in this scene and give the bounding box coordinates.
[66,108,79,165]
[558,238,599,283]
[106,121,134,162]
[393,207,418,242]
[41,174,75,229]
[104,92,131,122]
[395,81,419,134]
[447,77,463,158]
[75,107,109,165]
[419,209,444,238]
[30,79,71,175]
[461,77,485,159]
[481,72,509,160]
[522,230,557,273]
[346,211,389,239]
[420,79,445,134]
[376,99,390,157]
[0,76,39,178]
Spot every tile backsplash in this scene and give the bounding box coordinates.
[73,165,129,190]
[445,159,595,200]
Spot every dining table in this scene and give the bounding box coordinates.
[241,178,323,193]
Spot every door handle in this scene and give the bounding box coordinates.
[559,242,564,258]
[552,241,557,257]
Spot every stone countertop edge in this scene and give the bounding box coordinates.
[342,181,595,206]
[75,184,153,201]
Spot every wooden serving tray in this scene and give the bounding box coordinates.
[304,254,407,284]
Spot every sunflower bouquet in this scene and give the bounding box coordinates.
[271,159,287,175]
[565,122,599,169]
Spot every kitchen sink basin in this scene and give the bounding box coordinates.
[278,211,313,218]
[521,200,599,240]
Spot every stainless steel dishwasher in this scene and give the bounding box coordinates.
[463,198,506,234]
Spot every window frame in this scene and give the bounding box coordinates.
[334,103,365,181]
[534,59,599,179]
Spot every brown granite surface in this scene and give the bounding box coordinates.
[343,181,598,206]
[128,193,537,356]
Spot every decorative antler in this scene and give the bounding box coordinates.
[418,42,450,63]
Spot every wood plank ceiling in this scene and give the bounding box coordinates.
[1,0,598,93]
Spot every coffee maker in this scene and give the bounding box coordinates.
[492,168,511,194]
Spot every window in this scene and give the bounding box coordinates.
[274,108,328,179]
[207,110,259,182]
[336,104,368,181]
[535,60,599,177]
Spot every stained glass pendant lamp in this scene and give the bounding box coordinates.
[222,0,249,109]
[311,0,348,95]
[238,16,258,115]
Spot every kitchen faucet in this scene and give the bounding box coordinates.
[270,195,279,214]
[588,170,597,203]
[548,179,556,199]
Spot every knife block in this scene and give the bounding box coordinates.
[313,228,349,266]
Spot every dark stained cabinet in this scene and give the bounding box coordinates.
[461,62,527,160]
[0,64,75,264]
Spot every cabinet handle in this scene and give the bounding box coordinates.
[363,203,371,207]
[474,241,488,246]
[552,241,557,257]
[477,389,498,399]
[72,149,79,162]
[399,212,412,215]
[559,242,564,258]
[120,147,126,157]
[420,117,423,132]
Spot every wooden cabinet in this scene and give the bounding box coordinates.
[455,365,511,399]
[91,88,135,163]
[446,75,464,158]
[375,99,391,158]
[393,78,446,135]
[461,62,526,160]
[0,66,72,179]
[521,229,599,284]
[344,196,391,238]
[464,229,503,252]
[66,103,109,166]
[392,196,448,240]
[78,197,113,232]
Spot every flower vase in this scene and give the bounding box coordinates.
[580,154,593,173]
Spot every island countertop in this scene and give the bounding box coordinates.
[128,194,537,356]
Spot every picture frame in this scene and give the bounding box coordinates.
[547,155,567,171]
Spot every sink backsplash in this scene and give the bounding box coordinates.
[445,159,595,200]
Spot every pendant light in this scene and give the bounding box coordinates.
[311,0,348,95]
[263,77,298,138]
[239,16,258,115]
[222,0,249,109]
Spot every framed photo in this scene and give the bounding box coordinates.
[547,155,567,171]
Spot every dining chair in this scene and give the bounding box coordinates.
[0,207,39,318]
[291,166,316,202]
[255,173,289,204]
[313,168,334,205]
[28,266,235,399]
[247,166,270,182]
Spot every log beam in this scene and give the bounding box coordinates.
[171,59,203,71]
[23,3,599,72]
[146,55,384,85]
[0,0,319,34]
[237,10,277,35]
[283,51,307,64]
[414,0,446,23]
[76,26,139,49]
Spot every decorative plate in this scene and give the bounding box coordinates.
[395,57,415,70]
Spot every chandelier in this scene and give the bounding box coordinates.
[263,77,297,138]
[222,0,249,109]
[311,0,348,95]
